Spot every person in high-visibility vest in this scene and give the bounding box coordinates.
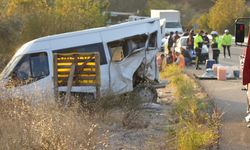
[211,31,221,64]
[221,29,232,58]
[194,30,204,70]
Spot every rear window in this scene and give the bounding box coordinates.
[54,43,107,65]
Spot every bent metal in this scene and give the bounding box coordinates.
[0,18,162,103]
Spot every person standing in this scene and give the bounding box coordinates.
[211,31,221,64]
[165,32,174,64]
[221,29,232,58]
[203,32,210,48]
[201,32,210,61]
[194,30,204,70]
[242,32,250,127]
[167,32,174,54]
[187,32,194,50]
[174,31,180,43]
[157,53,166,71]
[187,32,195,59]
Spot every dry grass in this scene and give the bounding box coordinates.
[177,122,218,150]
[0,99,109,150]
[0,90,148,150]
[160,65,220,150]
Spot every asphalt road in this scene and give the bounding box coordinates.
[186,45,250,150]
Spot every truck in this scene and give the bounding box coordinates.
[151,9,183,35]
[0,18,163,103]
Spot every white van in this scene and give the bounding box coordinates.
[0,18,162,102]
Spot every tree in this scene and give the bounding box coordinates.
[208,0,247,33]
[193,13,210,31]
[145,0,177,15]
[0,0,109,54]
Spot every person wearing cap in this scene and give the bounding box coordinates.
[194,30,204,70]
[211,31,221,63]
[174,48,185,69]
[221,29,232,58]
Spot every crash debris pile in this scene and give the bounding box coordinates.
[195,62,240,80]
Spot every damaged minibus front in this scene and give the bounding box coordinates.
[0,18,162,102]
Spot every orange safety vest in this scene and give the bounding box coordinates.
[178,54,185,69]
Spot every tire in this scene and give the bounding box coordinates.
[133,83,158,103]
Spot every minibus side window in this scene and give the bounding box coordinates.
[108,40,125,62]
[149,31,157,48]
[13,55,31,81]
[107,34,148,62]
[10,52,49,86]
[54,43,107,65]
[30,53,49,78]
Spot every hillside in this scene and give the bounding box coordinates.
[108,0,214,13]
[108,0,250,26]
[108,0,147,12]
[108,0,215,26]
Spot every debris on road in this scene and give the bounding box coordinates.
[194,64,240,80]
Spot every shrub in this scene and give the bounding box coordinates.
[160,65,183,79]
[177,122,218,150]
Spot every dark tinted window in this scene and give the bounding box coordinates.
[165,22,182,28]
[54,43,107,65]
[149,32,157,48]
[30,53,49,78]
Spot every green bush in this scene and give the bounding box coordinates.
[177,122,218,150]
[160,65,183,79]
[0,0,108,55]
[172,75,194,99]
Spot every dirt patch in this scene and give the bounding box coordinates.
[93,86,175,149]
